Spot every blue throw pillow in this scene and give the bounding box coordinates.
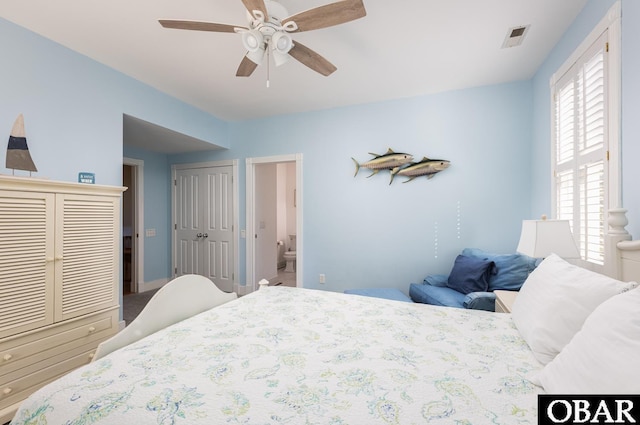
[446,255,495,294]
[462,248,538,291]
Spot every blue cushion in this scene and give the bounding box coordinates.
[463,291,496,311]
[409,283,466,308]
[423,274,448,287]
[462,248,538,291]
[344,288,412,303]
[446,255,495,294]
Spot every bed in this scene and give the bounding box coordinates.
[8,211,640,424]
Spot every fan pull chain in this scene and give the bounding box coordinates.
[266,47,271,88]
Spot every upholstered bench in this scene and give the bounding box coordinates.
[344,288,413,303]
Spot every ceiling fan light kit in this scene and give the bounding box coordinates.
[159,0,366,79]
[272,31,292,54]
[241,30,263,51]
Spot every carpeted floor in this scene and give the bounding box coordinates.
[123,288,159,325]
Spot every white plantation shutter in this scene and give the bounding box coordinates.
[552,31,608,265]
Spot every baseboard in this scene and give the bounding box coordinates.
[236,282,264,296]
[138,277,170,293]
[234,282,250,296]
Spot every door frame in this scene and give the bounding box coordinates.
[123,157,144,293]
[171,160,239,287]
[246,153,303,293]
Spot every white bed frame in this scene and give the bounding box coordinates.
[92,274,237,361]
[605,208,640,282]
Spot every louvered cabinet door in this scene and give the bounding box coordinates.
[0,191,55,339]
[54,194,119,322]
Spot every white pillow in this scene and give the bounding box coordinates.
[511,253,637,365]
[533,287,640,393]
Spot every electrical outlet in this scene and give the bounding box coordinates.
[319,274,326,284]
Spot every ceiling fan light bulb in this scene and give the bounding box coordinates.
[276,37,288,51]
[242,30,263,52]
[272,32,292,54]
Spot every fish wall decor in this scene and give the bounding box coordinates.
[352,148,413,178]
[6,114,37,175]
[390,157,450,184]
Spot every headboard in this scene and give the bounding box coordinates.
[605,208,640,282]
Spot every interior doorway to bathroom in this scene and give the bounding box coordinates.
[254,162,296,287]
[246,154,302,292]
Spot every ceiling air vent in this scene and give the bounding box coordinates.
[502,25,530,48]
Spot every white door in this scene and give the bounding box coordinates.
[201,167,234,292]
[174,166,234,292]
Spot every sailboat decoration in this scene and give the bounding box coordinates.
[6,114,37,175]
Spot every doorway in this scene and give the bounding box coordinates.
[246,154,303,292]
[122,158,144,294]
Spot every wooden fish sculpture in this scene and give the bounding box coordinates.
[352,148,413,178]
[390,157,450,184]
[6,114,37,173]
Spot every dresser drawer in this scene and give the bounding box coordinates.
[0,343,97,414]
[0,308,118,377]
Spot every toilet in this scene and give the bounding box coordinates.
[283,234,296,272]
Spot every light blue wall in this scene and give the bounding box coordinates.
[531,0,640,238]
[0,17,228,184]
[620,1,640,238]
[172,81,533,292]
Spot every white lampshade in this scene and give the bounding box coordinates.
[516,219,580,258]
[272,31,292,53]
[272,50,290,67]
[241,30,264,52]
[271,32,292,67]
[246,43,266,65]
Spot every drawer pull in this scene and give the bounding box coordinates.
[3,388,12,395]
[2,354,12,361]
[88,326,96,333]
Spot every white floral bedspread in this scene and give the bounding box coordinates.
[11,287,543,424]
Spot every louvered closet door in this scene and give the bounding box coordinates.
[54,194,119,322]
[0,191,55,339]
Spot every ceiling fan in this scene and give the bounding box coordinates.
[159,0,366,79]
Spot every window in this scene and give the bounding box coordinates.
[550,2,620,270]
[553,32,608,265]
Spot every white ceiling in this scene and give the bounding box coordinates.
[2,0,586,148]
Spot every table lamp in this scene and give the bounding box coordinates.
[516,216,580,258]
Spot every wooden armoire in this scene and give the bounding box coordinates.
[0,176,124,422]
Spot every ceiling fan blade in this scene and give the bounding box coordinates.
[236,55,259,77]
[159,20,246,33]
[282,0,366,33]
[241,0,269,21]
[288,41,337,76]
